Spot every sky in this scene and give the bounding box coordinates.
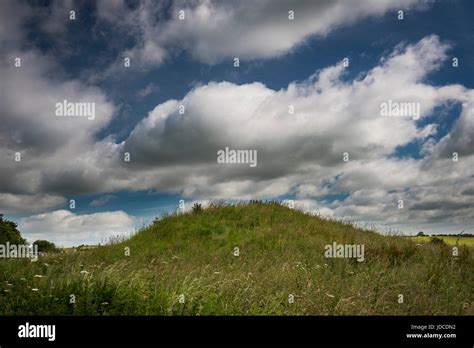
[0,0,473,246]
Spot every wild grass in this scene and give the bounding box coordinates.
[0,202,472,315]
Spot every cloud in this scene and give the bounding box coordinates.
[116,36,472,194]
[96,0,426,69]
[3,0,427,72]
[283,199,335,218]
[161,0,424,63]
[90,194,117,207]
[0,0,31,44]
[0,193,66,214]
[0,49,117,206]
[18,210,135,247]
[429,98,474,158]
[136,83,160,99]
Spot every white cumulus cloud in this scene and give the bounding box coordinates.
[19,210,136,247]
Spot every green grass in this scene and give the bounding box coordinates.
[0,202,472,315]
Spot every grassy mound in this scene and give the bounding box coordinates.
[0,202,472,315]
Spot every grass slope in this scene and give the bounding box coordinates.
[0,202,472,315]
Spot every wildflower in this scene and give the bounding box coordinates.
[326,293,335,298]
[101,302,109,305]
[20,278,26,281]
[34,275,43,278]
[80,270,89,275]
[4,289,10,293]
[31,288,39,292]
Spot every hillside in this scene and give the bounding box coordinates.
[0,202,472,315]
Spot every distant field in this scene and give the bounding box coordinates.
[60,246,97,254]
[409,236,474,247]
[1,203,473,315]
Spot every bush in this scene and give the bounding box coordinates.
[192,203,203,214]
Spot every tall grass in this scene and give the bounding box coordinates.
[0,202,472,315]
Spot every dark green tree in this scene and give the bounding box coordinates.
[0,214,27,245]
[33,240,58,253]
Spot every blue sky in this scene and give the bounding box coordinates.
[1,0,473,246]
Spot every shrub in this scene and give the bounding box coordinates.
[192,203,203,214]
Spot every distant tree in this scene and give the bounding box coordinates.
[416,231,425,236]
[33,240,58,253]
[0,215,27,245]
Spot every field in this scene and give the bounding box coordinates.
[409,235,474,247]
[0,202,472,315]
